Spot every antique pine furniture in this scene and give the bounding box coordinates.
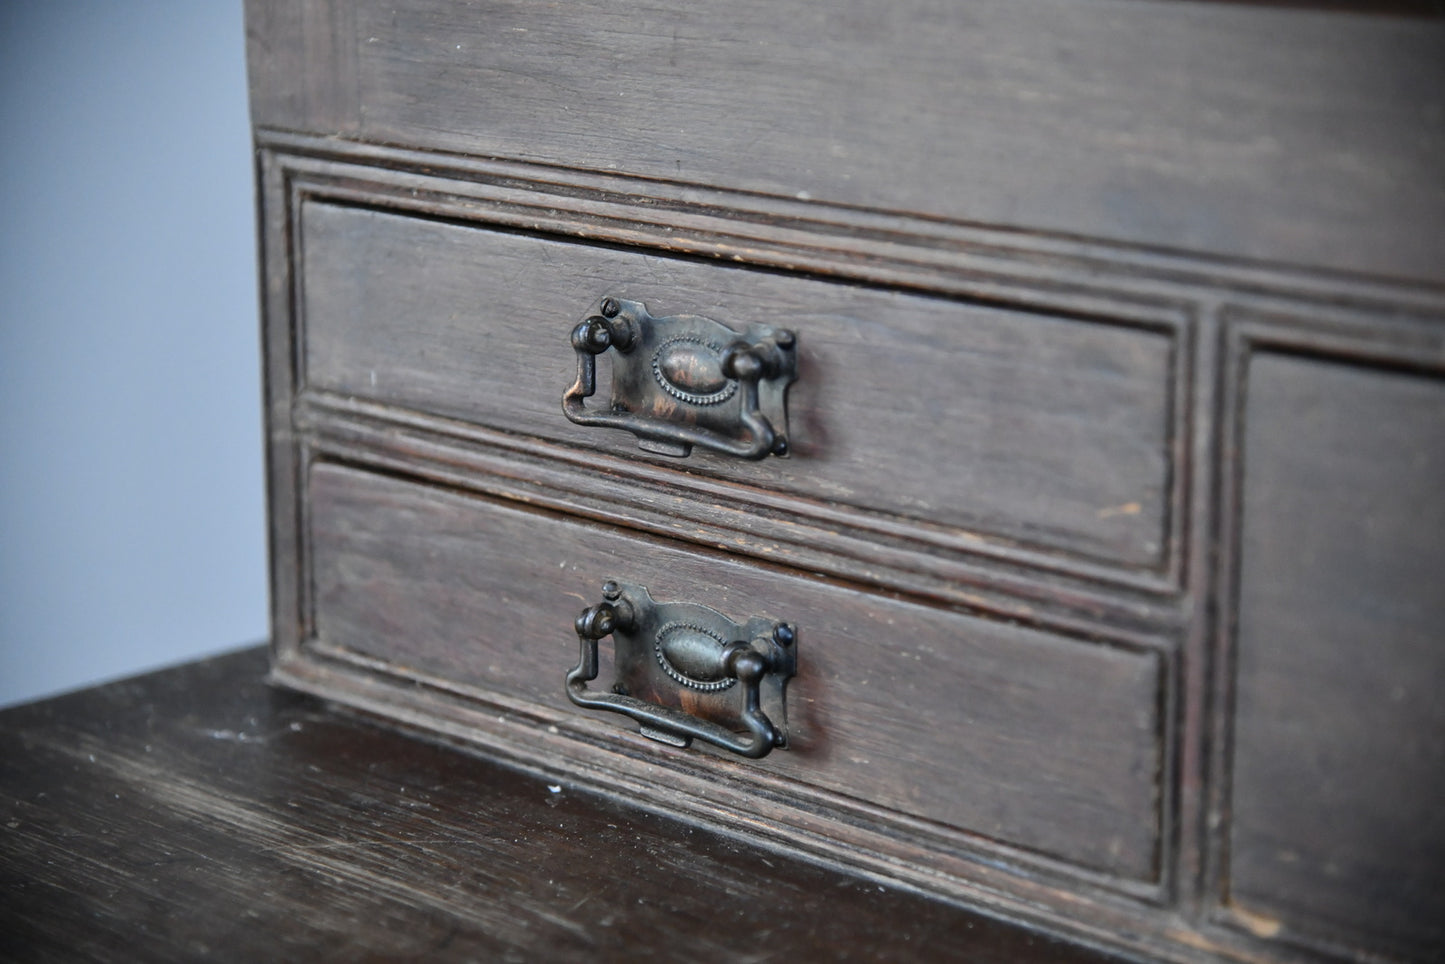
[247,2,1445,961]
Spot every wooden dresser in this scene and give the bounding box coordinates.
[246,3,1445,961]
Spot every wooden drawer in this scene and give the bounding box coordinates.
[294,460,1163,882]
[297,198,1176,574]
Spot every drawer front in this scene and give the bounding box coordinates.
[300,199,1175,571]
[303,460,1164,882]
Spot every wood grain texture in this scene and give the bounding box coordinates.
[243,3,1445,961]
[304,460,1164,881]
[1225,352,1445,960]
[300,200,1176,570]
[0,647,1127,964]
[246,0,1445,282]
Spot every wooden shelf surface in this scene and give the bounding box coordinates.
[1,646,1124,962]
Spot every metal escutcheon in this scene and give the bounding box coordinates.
[562,297,797,460]
[565,581,797,759]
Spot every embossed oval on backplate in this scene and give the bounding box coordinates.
[654,621,736,692]
[651,336,737,406]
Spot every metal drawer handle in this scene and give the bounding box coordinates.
[562,297,797,460]
[565,580,796,759]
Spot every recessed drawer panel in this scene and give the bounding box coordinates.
[1227,353,1445,958]
[304,460,1164,881]
[301,200,1174,570]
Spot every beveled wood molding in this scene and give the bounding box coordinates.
[293,389,1187,636]
[256,129,1445,316]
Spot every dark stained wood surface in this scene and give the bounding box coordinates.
[300,199,1175,570]
[243,3,1445,961]
[305,460,1164,880]
[1225,352,1445,959]
[0,646,1128,963]
[246,0,1445,283]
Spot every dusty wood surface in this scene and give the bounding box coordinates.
[0,647,1126,963]
[243,3,1445,961]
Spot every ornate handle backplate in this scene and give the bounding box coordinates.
[565,580,796,759]
[562,297,797,459]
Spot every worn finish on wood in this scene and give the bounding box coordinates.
[1225,353,1445,960]
[246,2,1445,962]
[273,142,1212,635]
[300,200,1175,570]
[261,137,1445,637]
[245,0,1445,283]
[305,461,1163,880]
[0,648,1129,963]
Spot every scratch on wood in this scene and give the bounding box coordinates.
[1230,905,1284,940]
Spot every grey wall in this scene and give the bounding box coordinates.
[0,3,267,707]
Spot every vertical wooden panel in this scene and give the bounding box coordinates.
[1228,352,1445,959]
